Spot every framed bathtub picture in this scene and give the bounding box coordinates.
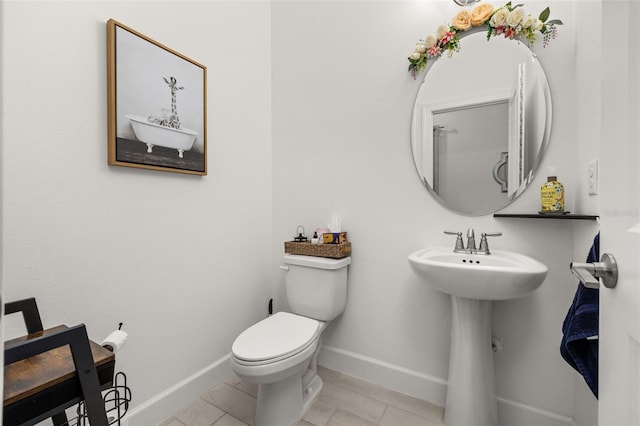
[107,19,207,175]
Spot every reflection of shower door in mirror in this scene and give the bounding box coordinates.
[433,102,510,214]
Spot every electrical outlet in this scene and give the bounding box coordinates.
[588,160,598,195]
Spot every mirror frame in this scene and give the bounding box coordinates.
[410,26,553,216]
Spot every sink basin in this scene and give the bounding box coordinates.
[408,247,548,300]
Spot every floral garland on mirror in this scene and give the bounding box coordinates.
[408,2,562,79]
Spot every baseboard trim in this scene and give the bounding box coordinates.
[496,397,575,426]
[318,345,448,406]
[124,354,232,426]
[318,345,574,426]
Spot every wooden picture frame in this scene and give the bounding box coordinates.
[107,19,207,175]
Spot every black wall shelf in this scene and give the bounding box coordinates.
[494,213,599,221]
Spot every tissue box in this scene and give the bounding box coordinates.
[322,232,348,244]
[284,241,351,259]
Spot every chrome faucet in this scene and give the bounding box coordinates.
[466,228,477,253]
[444,229,502,254]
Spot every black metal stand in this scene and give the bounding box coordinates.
[76,372,132,425]
[5,297,44,334]
[5,325,110,426]
[4,298,110,426]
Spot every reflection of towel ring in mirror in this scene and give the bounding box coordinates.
[453,0,480,5]
[492,152,508,193]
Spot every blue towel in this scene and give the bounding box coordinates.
[560,232,599,398]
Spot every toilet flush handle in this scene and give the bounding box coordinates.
[280,265,290,272]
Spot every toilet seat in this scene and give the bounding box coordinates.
[232,312,320,366]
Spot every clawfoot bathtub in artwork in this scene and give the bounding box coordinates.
[126,114,198,158]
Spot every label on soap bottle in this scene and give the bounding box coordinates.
[541,176,564,212]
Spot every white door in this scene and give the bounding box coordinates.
[598,1,640,424]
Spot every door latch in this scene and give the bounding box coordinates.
[570,253,618,289]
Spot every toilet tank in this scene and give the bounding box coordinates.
[283,254,351,321]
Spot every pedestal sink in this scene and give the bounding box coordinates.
[408,247,548,426]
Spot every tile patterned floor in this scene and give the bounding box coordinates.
[160,366,444,426]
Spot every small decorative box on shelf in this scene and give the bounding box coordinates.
[284,241,351,259]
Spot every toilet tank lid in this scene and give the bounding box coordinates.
[283,254,351,270]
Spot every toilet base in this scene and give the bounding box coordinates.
[256,368,323,426]
[302,371,323,414]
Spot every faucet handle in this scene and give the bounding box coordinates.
[444,230,465,252]
[482,232,503,237]
[478,232,502,254]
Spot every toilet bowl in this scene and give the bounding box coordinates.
[231,312,326,426]
[230,254,351,426]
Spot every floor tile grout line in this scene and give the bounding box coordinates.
[329,374,441,423]
[164,368,443,426]
[232,384,257,400]
[377,402,390,425]
[213,413,248,426]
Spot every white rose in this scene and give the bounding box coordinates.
[490,7,508,26]
[533,18,544,31]
[410,51,422,60]
[437,24,448,39]
[415,43,427,53]
[521,14,534,29]
[506,9,523,27]
[425,34,437,48]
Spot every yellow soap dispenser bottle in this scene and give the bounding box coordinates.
[540,176,565,213]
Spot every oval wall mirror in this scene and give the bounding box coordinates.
[410,28,552,216]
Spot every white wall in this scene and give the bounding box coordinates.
[1,1,272,423]
[1,1,603,424]
[272,1,595,424]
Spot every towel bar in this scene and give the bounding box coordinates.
[570,253,618,289]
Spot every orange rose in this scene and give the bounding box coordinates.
[452,10,472,31]
[470,3,494,26]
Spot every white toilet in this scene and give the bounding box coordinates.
[230,254,351,426]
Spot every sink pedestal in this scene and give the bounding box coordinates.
[445,296,498,426]
[408,246,548,426]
